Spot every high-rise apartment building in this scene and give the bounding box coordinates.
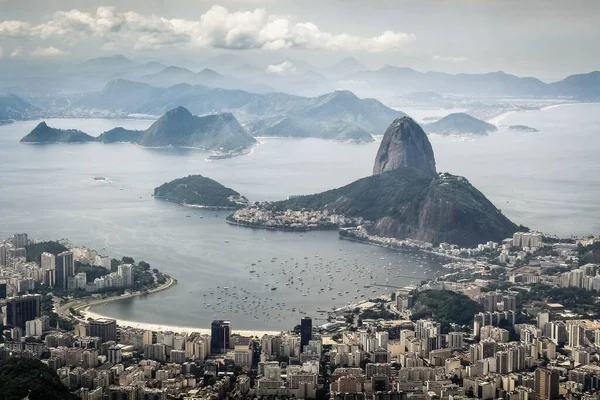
[0,244,7,266]
[535,368,559,400]
[300,317,312,353]
[12,233,28,248]
[210,320,231,354]
[88,318,117,343]
[56,251,74,290]
[118,264,133,287]
[1,294,41,329]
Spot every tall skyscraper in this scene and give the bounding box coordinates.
[41,252,56,270]
[0,244,7,267]
[1,294,41,329]
[56,251,74,290]
[12,233,28,248]
[118,264,133,287]
[210,320,231,354]
[535,367,559,400]
[300,317,312,353]
[0,281,6,300]
[88,318,117,343]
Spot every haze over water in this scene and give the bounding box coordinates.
[0,103,598,330]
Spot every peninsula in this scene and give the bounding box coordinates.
[20,106,257,155]
[154,175,248,209]
[229,116,518,247]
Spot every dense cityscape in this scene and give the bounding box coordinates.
[1,230,600,399]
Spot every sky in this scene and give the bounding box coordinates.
[0,0,598,81]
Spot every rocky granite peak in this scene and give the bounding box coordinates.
[373,117,437,177]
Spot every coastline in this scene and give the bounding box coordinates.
[67,276,281,337]
[338,234,468,262]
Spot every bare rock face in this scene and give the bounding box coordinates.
[373,117,436,176]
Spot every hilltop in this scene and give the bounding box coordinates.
[270,117,518,247]
[78,81,404,142]
[20,122,96,143]
[20,107,256,153]
[154,175,247,209]
[423,113,498,135]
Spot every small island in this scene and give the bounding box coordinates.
[154,175,248,209]
[20,106,257,156]
[508,125,540,132]
[423,112,497,135]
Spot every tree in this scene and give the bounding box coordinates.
[122,256,135,264]
[0,357,78,400]
[138,261,151,271]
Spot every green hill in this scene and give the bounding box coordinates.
[273,168,518,247]
[20,122,96,143]
[424,112,497,135]
[154,175,246,209]
[0,358,78,400]
[410,289,483,331]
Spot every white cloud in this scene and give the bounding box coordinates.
[266,60,297,75]
[0,20,30,37]
[0,5,416,53]
[10,47,23,57]
[432,55,467,63]
[30,46,68,57]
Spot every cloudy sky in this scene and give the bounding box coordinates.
[0,0,597,80]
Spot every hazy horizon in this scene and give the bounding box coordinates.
[1,0,598,81]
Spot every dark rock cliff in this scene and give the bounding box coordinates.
[373,117,436,176]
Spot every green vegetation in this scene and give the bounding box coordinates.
[25,241,68,264]
[0,357,77,400]
[410,290,483,332]
[517,284,600,316]
[74,261,109,283]
[20,122,95,143]
[273,168,518,247]
[578,241,600,264]
[154,175,246,209]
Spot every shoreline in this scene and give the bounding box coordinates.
[68,276,282,337]
[338,234,469,262]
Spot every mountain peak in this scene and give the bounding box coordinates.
[163,106,193,118]
[373,117,437,176]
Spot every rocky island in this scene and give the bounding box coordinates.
[423,112,497,135]
[20,106,257,155]
[508,125,540,132]
[154,175,248,209]
[20,122,96,143]
[229,116,518,247]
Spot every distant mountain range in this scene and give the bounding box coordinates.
[77,80,405,142]
[0,94,39,124]
[423,113,498,135]
[345,67,600,100]
[21,106,256,153]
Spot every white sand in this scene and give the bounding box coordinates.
[81,307,282,337]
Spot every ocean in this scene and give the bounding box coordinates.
[0,103,598,330]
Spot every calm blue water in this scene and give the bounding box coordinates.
[0,103,598,330]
